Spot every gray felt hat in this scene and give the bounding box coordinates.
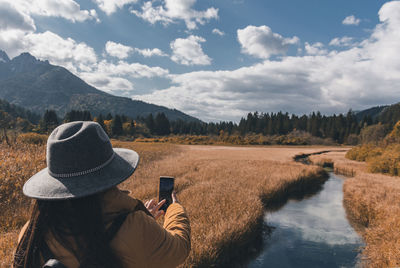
[23,121,139,200]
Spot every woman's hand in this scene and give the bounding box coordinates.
[144,199,165,220]
[172,192,179,204]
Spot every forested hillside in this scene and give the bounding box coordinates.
[0,51,199,122]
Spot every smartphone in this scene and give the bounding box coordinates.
[159,176,174,212]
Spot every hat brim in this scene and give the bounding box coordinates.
[23,148,139,200]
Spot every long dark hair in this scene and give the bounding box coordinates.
[13,192,123,268]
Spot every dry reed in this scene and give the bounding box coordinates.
[1,140,329,267]
[312,150,400,267]
[117,142,327,266]
[343,173,400,267]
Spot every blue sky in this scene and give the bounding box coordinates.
[1,0,399,121]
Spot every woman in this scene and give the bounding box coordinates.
[13,121,191,268]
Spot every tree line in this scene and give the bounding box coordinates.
[39,108,377,144]
[36,108,379,143]
[3,92,398,145]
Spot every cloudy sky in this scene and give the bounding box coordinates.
[1,0,399,122]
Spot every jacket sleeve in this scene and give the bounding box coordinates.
[139,203,191,267]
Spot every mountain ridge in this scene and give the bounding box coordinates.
[354,105,388,121]
[0,50,200,122]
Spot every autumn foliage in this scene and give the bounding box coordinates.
[346,120,400,176]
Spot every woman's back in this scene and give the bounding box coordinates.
[14,122,191,268]
[44,188,189,267]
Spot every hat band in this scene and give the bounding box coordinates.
[48,152,115,178]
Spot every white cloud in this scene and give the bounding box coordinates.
[305,42,328,55]
[94,0,137,15]
[135,59,324,121]
[94,60,169,78]
[2,30,168,94]
[0,30,29,57]
[105,41,133,59]
[39,36,169,80]
[0,1,36,32]
[0,1,36,55]
[32,0,99,22]
[80,60,169,93]
[329,36,355,47]
[135,1,400,122]
[342,15,360,25]
[134,48,168,57]
[10,0,99,23]
[79,72,134,93]
[22,31,98,73]
[105,41,168,58]
[131,0,218,30]
[0,0,98,57]
[212,28,225,36]
[170,35,211,65]
[237,25,299,59]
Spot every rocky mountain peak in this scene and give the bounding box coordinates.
[12,52,39,64]
[9,52,49,74]
[0,50,10,63]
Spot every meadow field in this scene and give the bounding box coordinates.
[310,152,400,267]
[0,140,333,267]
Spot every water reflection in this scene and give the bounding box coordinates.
[249,174,363,268]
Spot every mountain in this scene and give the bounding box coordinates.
[0,51,200,122]
[355,103,400,126]
[376,103,400,126]
[354,105,388,121]
[0,50,9,63]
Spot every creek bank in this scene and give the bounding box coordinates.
[208,168,329,267]
[293,149,357,177]
[248,173,363,268]
[244,151,363,267]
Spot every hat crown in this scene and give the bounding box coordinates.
[47,121,114,176]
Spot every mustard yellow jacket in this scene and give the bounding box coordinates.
[18,187,191,268]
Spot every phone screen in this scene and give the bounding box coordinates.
[159,176,174,212]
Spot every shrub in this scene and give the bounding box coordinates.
[345,134,359,145]
[384,120,400,144]
[367,144,400,176]
[17,133,48,145]
[359,123,389,145]
[345,144,383,161]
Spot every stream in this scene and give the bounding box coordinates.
[248,173,363,268]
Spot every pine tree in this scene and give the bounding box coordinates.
[106,113,113,120]
[82,110,92,121]
[126,120,136,136]
[154,113,170,136]
[111,115,123,136]
[0,111,13,145]
[40,110,58,133]
[145,114,155,135]
[94,114,106,132]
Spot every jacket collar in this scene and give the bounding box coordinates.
[101,187,139,221]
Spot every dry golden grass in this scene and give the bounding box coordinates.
[116,143,328,266]
[310,149,365,176]
[1,140,330,267]
[0,142,46,266]
[343,173,400,267]
[134,133,335,146]
[312,149,400,267]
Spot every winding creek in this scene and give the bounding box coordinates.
[248,173,363,268]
